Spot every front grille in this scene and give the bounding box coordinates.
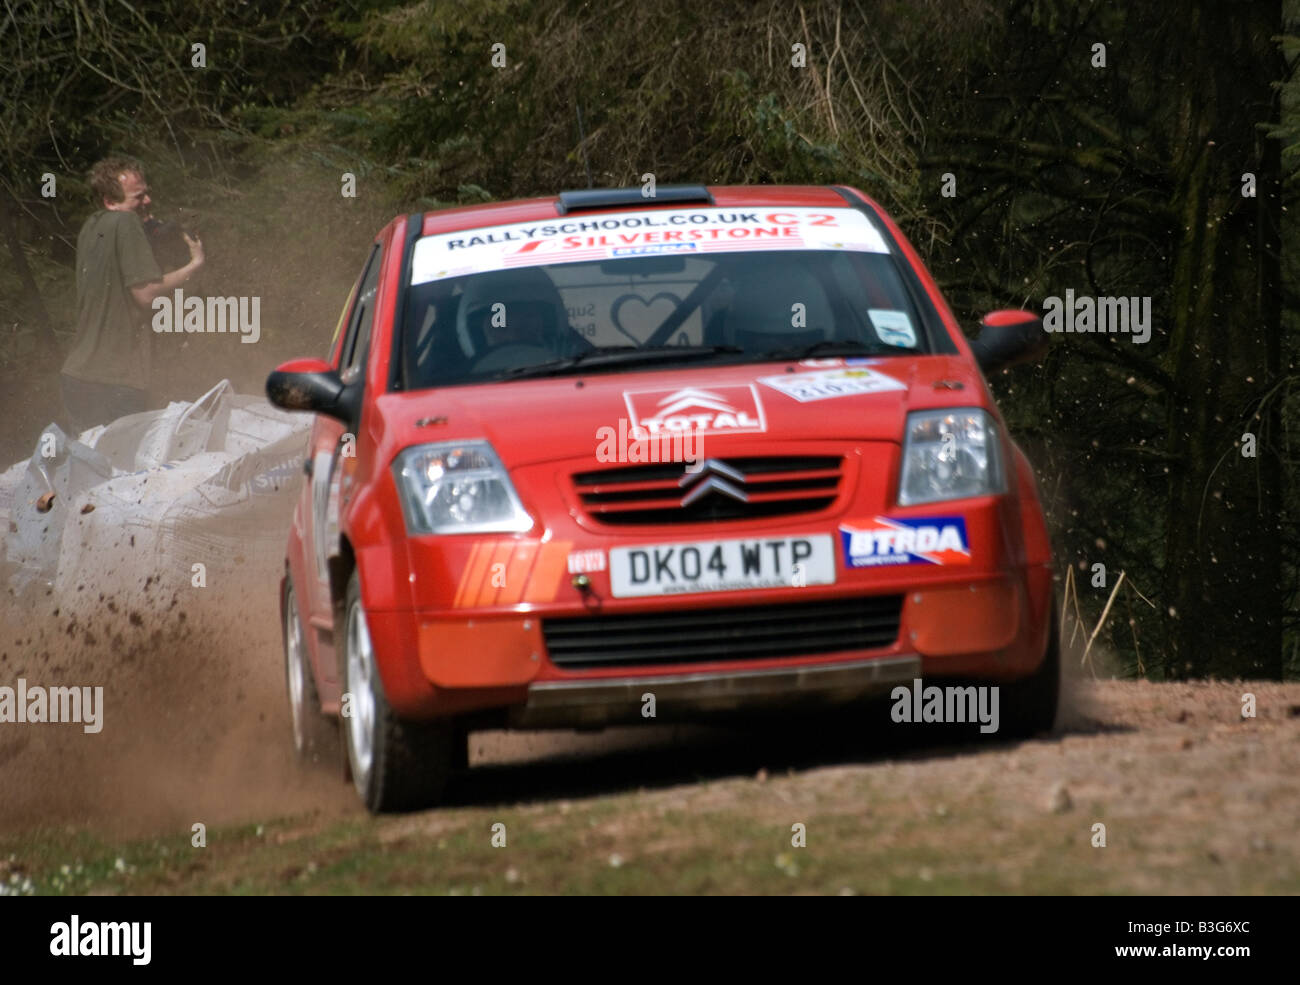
[573,455,842,525]
[543,595,903,670]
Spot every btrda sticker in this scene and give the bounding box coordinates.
[839,516,970,568]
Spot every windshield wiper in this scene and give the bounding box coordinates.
[758,339,891,361]
[501,344,743,379]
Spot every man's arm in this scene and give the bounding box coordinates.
[130,232,204,308]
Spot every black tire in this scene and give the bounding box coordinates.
[338,569,456,813]
[452,721,471,773]
[283,577,338,766]
[999,596,1061,739]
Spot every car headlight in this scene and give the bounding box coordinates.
[392,441,533,534]
[898,408,1005,506]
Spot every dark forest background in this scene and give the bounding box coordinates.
[2,0,1297,679]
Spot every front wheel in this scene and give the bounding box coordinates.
[284,577,337,766]
[339,569,456,812]
[999,597,1061,739]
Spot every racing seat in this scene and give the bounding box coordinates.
[455,267,579,372]
[718,259,837,352]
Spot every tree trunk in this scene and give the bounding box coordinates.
[1162,0,1285,679]
[0,190,62,365]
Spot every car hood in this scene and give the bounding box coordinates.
[374,356,990,467]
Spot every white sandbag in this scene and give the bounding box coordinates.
[1,381,310,607]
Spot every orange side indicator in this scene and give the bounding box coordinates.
[525,541,572,603]
[495,542,540,605]
[452,540,572,608]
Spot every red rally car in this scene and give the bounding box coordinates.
[267,184,1057,813]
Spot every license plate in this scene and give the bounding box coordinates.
[610,535,835,598]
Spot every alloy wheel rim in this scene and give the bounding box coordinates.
[285,589,307,753]
[345,598,377,784]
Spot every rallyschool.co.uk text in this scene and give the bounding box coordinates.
[50,916,150,965]
[0,679,103,733]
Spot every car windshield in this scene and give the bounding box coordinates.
[400,247,933,389]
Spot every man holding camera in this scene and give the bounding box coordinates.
[60,157,204,431]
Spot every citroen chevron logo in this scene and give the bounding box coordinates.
[679,458,745,487]
[679,459,749,506]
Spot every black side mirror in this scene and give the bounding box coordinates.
[266,358,348,420]
[970,310,1048,374]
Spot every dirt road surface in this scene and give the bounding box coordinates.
[2,570,1297,893]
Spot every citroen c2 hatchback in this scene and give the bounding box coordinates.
[267,184,1057,812]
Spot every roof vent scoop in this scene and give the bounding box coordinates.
[556,185,714,215]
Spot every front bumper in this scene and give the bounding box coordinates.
[509,654,922,728]
[355,449,1053,719]
[361,560,1050,720]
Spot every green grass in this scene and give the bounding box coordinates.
[5,762,1297,895]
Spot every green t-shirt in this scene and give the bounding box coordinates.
[62,210,163,390]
